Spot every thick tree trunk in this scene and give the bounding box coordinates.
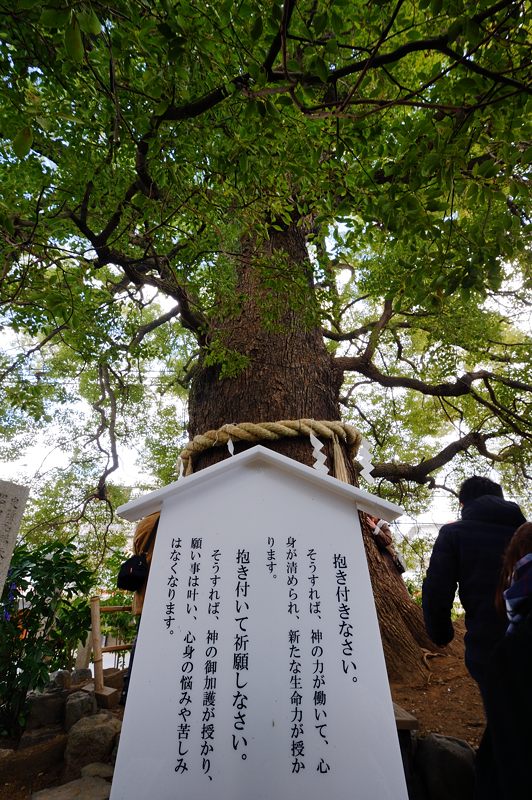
[189,226,342,470]
[188,224,433,681]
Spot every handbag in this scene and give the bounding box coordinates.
[116,517,159,591]
[117,553,150,591]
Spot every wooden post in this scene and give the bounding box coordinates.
[90,595,104,692]
[81,596,120,708]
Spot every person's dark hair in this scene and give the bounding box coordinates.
[495,522,532,617]
[458,476,504,505]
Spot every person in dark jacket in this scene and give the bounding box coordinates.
[474,521,532,800]
[421,476,525,702]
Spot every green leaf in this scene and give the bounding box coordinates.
[447,19,464,42]
[36,116,51,131]
[0,208,15,235]
[463,21,482,44]
[313,12,328,35]
[40,7,70,28]
[12,126,33,158]
[310,56,329,83]
[520,147,532,166]
[250,15,263,40]
[76,10,102,36]
[64,19,84,63]
[477,159,498,178]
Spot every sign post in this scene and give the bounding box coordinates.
[111,446,408,800]
[0,480,30,596]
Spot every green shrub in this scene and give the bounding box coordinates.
[0,540,94,739]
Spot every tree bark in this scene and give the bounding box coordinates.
[188,224,433,681]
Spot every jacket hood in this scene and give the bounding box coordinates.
[461,494,526,527]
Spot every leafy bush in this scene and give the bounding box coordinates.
[0,539,94,739]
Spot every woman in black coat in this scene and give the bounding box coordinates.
[474,521,532,800]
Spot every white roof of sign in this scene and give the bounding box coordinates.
[117,445,403,522]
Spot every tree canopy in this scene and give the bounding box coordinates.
[1,0,531,527]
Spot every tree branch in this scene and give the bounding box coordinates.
[262,0,297,75]
[130,305,182,347]
[90,364,120,500]
[371,431,499,484]
[0,324,68,382]
[335,355,532,397]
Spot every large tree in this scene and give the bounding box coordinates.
[0,0,531,679]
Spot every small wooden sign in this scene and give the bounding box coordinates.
[111,447,408,800]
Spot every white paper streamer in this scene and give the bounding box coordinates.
[177,457,184,479]
[310,431,328,474]
[227,437,235,456]
[358,437,376,484]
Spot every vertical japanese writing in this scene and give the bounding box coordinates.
[232,549,250,759]
[286,536,299,619]
[266,536,277,577]
[175,631,195,774]
[307,548,321,619]
[311,629,330,774]
[288,629,305,774]
[208,549,222,619]
[201,629,218,780]
[187,538,202,620]
[333,553,357,683]
[164,537,182,634]
[0,491,21,535]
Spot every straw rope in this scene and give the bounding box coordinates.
[178,419,362,478]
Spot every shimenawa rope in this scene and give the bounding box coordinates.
[177,419,362,480]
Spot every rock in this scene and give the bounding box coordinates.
[49,671,72,690]
[71,669,92,685]
[413,733,475,800]
[19,725,64,749]
[63,712,121,781]
[81,762,114,780]
[64,691,97,732]
[26,691,69,730]
[31,775,111,799]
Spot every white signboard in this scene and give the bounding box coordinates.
[111,447,408,800]
[0,480,29,595]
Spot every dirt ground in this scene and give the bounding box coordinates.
[1,638,485,799]
[391,647,485,749]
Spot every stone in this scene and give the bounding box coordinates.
[413,733,475,800]
[49,670,72,690]
[19,725,64,749]
[63,712,121,781]
[74,637,92,671]
[81,762,114,780]
[71,668,92,685]
[26,690,69,730]
[65,691,97,732]
[30,775,111,799]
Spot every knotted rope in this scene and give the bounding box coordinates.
[178,419,362,480]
